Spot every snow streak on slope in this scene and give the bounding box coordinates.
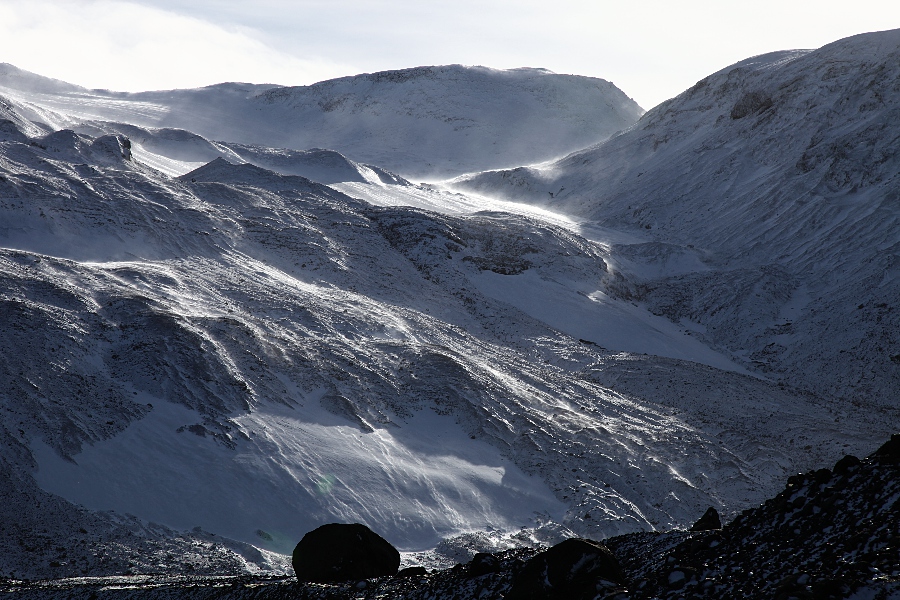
[33,396,565,554]
[329,181,743,373]
[0,63,643,179]
[452,29,900,409]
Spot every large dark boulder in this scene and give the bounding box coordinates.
[467,552,501,577]
[505,538,625,600]
[292,523,400,583]
[690,506,722,531]
[873,434,900,463]
[833,454,861,475]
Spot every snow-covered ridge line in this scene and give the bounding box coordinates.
[0,63,644,179]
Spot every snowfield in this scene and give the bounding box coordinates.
[0,32,897,582]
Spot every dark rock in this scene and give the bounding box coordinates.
[397,566,428,578]
[689,507,722,531]
[873,434,900,461]
[787,473,807,488]
[505,538,625,600]
[467,552,500,577]
[292,523,400,583]
[813,468,832,484]
[730,90,774,119]
[833,454,861,475]
[665,566,697,589]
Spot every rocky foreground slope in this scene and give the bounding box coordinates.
[4,434,897,599]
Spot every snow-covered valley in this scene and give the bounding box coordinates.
[0,30,897,591]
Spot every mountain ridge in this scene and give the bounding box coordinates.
[0,63,644,179]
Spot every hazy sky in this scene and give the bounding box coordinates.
[1,0,898,109]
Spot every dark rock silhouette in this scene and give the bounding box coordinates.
[505,538,625,600]
[467,552,501,577]
[397,566,428,578]
[874,433,900,462]
[292,523,400,583]
[689,507,722,531]
[833,454,861,474]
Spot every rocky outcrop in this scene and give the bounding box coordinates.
[505,538,626,600]
[607,434,900,598]
[291,523,400,583]
[689,507,721,531]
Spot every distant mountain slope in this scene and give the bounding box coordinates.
[0,63,643,179]
[453,29,900,407]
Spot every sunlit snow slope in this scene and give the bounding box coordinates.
[453,29,900,410]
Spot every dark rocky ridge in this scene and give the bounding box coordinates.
[3,435,897,599]
[605,436,900,598]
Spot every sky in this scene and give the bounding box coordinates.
[0,0,898,110]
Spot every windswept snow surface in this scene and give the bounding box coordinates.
[33,397,565,555]
[0,63,643,179]
[329,181,745,372]
[0,35,897,580]
[452,29,900,409]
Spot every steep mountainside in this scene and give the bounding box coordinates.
[0,63,643,178]
[453,29,900,408]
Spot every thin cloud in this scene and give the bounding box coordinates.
[1,0,898,107]
[0,0,351,91]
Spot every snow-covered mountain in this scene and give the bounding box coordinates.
[0,30,897,585]
[453,29,900,411]
[0,63,643,179]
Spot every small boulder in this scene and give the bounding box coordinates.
[813,468,832,484]
[292,523,400,583]
[505,538,625,600]
[690,507,722,531]
[396,566,427,578]
[467,552,500,577]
